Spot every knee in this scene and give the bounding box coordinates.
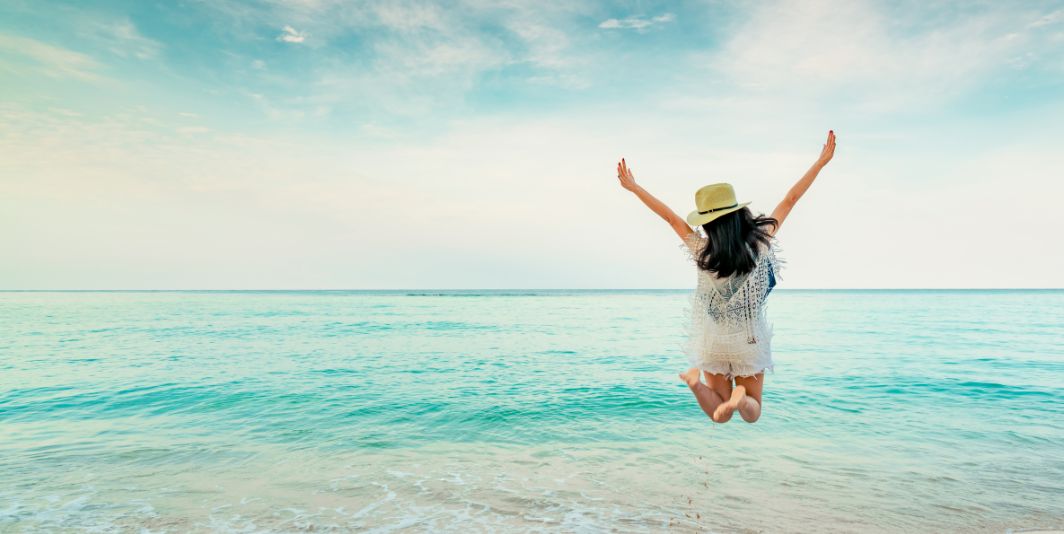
[741,403,762,423]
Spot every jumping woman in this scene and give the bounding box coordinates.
[615,130,836,424]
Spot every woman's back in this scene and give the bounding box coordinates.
[683,232,780,378]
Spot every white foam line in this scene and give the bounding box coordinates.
[349,490,396,520]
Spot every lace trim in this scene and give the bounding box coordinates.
[679,232,704,264]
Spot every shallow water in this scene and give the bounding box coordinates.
[1,290,1062,532]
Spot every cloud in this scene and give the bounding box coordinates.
[598,13,674,31]
[83,18,162,59]
[307,48,505,118]
[0,4,163,61]
[372,2,447,32]
[3,61,1063,289]
[703,1,1064,113]
[1029,8,1063,28]
[176,126,211,135]
[277,25,306,43]
[185,1,600,117]
[0,34,105,82]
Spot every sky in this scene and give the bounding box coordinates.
[1,0,1062,289]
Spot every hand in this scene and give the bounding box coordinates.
[616,158,638,191]
[816,130,836,166]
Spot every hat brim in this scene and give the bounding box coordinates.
[686,202,750,227]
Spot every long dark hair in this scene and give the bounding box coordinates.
[697,207,778,277]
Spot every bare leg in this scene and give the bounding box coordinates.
[679,368,726,421]
[712,384,746,422]
[704,372,734,423]
[732,373,764,423]
[705,371,732,401]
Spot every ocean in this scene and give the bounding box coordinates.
[1,290,1061,532]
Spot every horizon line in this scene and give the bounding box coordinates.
[1,288,1062,292]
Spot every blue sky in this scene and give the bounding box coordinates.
[1,0,1062,289]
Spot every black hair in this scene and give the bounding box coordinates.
[696,207,778,278]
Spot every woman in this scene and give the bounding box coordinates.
[615,131,836,423]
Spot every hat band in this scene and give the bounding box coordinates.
[697,203,738,215]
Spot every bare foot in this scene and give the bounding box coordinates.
[713,384,746,422]
[679,368,702,388]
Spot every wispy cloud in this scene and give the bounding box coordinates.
[174,1,600,117]
[277,25,306,43]
[0,34,105,82]
[83,18,162,59]
[598,13,674,31]
[176,125,211,135]
[1029,8,1063,28]
[704,1,1064,113]
[372,2,447,32]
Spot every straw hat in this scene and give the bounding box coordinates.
[685,183,750,227]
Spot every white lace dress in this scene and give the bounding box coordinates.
[681,232,782,379]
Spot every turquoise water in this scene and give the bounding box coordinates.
[1,290,1062,532]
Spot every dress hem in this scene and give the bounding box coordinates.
[693,363,774,380]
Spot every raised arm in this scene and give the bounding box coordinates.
[770,130,836,236]
[616,158,693,240]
